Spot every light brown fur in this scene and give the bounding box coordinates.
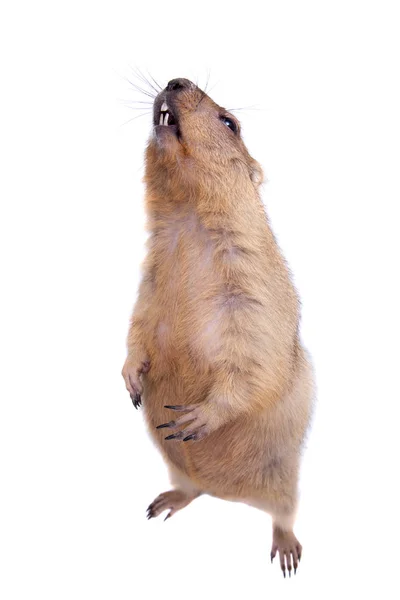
[122,79,314,577]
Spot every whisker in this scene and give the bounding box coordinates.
[196,71,215,109]
[124,76,156,100]
[120,111,152,127]
[126,99,154,105]
[145,70,163,92]
[122,105,154,111]
[203,68,211,93]
[133,66,161,96]
[205,80,219,95]
[196,88,207,109]
[118,98,153,107]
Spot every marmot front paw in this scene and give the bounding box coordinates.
[156,402,220,441]
[121,358,150,409]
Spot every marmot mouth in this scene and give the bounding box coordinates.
[157,101,177,127]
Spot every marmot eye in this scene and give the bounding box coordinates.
[220,116,237,134]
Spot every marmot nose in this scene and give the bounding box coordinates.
[166,78,192,92]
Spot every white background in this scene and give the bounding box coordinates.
[1,1,399,598]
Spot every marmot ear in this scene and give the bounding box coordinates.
[250,160,264,187]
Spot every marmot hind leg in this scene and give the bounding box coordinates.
[147,466,203,521]
[271,523,302,578]
[244,484,302,578]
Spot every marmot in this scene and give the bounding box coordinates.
[122,78,314,578]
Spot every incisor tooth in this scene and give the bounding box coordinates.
[164,112,169,126]
[159,113,164,125]
[161,101,168,112]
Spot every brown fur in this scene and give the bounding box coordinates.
[122,79,314,576]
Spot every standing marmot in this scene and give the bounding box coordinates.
[122,78,314,577]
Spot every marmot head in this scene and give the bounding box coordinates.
[145,78,263,199]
